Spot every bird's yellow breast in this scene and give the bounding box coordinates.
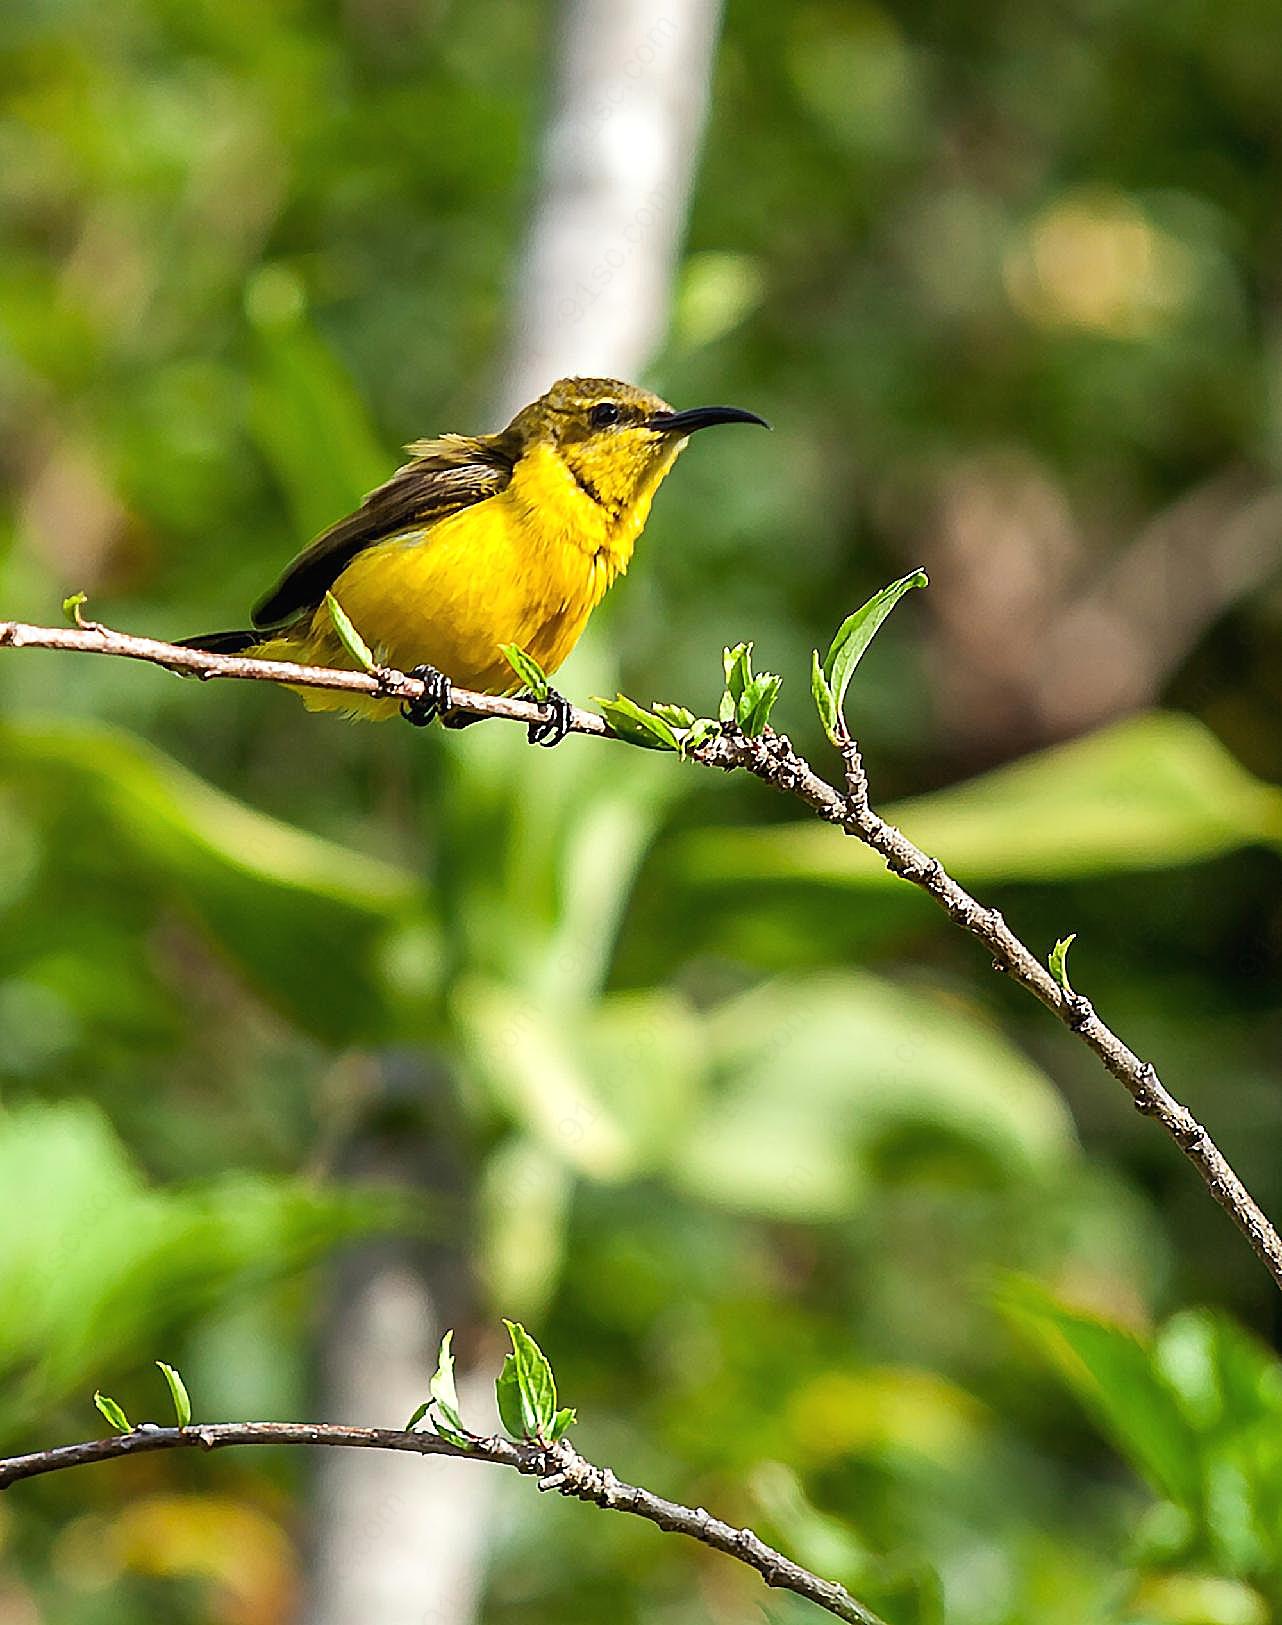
[284,440,673,716]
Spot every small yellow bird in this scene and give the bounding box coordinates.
[184,376,767,744]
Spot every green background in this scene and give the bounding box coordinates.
[2,1,1282,1621]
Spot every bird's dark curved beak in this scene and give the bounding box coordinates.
[646,405,771,435]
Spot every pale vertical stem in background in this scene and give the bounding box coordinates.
[305,5,724,1623]
[308,1266,493,1625]
[305,1086,495,1625]
[497,0,725,416]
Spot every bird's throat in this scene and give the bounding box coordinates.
[509,440,678,579]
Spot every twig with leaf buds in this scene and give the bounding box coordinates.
[0,1328,887,1625]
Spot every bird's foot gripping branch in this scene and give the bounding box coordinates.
[0,1326,887,1625]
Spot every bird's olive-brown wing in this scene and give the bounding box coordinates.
[251,439,514,628]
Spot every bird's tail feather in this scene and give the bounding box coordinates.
[177,628,262,655]
[176,625,395,718]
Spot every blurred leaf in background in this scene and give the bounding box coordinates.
[677,711,1282,892]
[0,1100,414,1432]
[0,717,426,1041]
[1001,1279,1282,1618]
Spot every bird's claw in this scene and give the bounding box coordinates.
[399,666,570,744]
[527,687,573,748]
[401,665,453,727]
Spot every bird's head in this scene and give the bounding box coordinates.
[502,376,768,518]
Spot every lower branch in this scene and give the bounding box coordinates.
[0,1422,884,1625]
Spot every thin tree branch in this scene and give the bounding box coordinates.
[703,724,1282,1297]
[0,1422,884,1625]
[4,616,1280,1290]
[0,618,611,737]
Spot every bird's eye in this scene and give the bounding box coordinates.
[589,401,621,428]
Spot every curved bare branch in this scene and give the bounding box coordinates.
[0,1421,885,1625]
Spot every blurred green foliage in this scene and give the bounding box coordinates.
[3,0,1282,1622]
[0,1096,413,1482]
[1002,1282,1282,1620]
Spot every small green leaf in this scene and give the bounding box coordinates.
[996,1276,1201,1508]
[94,1391,132,1434]
[500,643,550,702]
[720,644,755,723]
[496,1320,558,1440]
[550,1406,577,1441]
[155,1361,191,1428]
[435,1418,473,1451]
[1049,934,1077,994]
[545,1404,575,1443]
[594,694,680,751]
[495,1352,528,1439]
[810,650,840,745]
[325,592,377,673]
[736,671,782,737]
[62,592,89,627]
[723,642,754,703]
[653,702,696,730]
[410,1332,472,1446]
[429,1329,465,1435]
[823,569,928,724]
[680,718,721,757]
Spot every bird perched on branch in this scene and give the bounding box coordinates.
[183,376,767,745]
